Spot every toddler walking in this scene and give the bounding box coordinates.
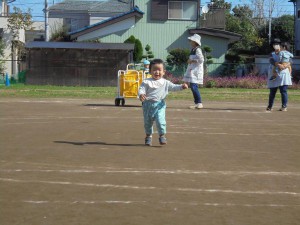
[138,59,188,146]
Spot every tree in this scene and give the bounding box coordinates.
[166,48,190,67]
[226,9,258,62]
[209,0,231,10]
[232,5,253,18]
[7,7,32,39]
[143,44,154,60]
[7,7,33,60]
[202,45,213,76]
[134,39,143,62]
[257,14,294,54]
[0,38,5,74]
[124,35,143,62]
[166,48,190,75]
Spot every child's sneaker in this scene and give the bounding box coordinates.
[269,76,277,81]
[159,136,167,145]
[279,107,287,112]
[145,136,152,146]
[266,107,272,112]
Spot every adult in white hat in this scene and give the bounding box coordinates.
[183,34,204,109]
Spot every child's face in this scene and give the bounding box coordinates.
[150,63,165,80]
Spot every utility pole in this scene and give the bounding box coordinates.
[44,0,49,41]
[268,0,275,44]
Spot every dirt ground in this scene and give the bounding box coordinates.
[0,98,299,225]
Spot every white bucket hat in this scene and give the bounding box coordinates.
[188,34,201,46]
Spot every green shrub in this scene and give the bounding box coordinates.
[124,35,143,62]
[206,79,217,88]
[167,48,190,66]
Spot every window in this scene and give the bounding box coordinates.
[168,1,197,20]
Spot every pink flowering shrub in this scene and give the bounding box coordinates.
[204,75,267,89]
[164,71,300,89]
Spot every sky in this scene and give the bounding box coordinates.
[7,0,295,22]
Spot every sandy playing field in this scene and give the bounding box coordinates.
[1,98,299,225]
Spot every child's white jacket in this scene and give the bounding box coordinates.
[183,47,204,84]
[138,78,183,102]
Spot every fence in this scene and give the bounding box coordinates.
[0,58,26,84]
[1,61,300,85]
[167,61,300,80]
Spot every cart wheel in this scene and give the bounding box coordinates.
[115,98,120,106]
[121,99,125,106]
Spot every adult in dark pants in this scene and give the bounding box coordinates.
[266,39,293,112]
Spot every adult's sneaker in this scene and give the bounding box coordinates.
[279,107,287,111]
[196,103,203,109]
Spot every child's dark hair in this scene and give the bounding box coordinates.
[281,42,290,51]
[149,59,165,71]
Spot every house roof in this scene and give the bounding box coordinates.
[48,0,132,13]
[189,28,242,43]
[69,7,144,40]
[25,41,134,51]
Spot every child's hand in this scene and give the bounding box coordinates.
[182,83,188,89]
[278,64,285,70]
[139,94,147,102]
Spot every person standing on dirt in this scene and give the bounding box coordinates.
[183,34,204,109]
[266,39,293,112]
[138,59,188,146]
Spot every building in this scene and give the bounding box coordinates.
[48,0,241,72]
[48,0,133,35]
[0,0,25,77]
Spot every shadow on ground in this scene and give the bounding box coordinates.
[84,104,141,108]
[54,140,161,148]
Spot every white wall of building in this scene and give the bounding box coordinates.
[0,16,25,76]
[48,17,63,39]
[0,16,13,76]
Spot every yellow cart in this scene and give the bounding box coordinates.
[115,64,148,106]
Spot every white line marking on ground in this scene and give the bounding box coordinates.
[168,131,300,136]
[1,178,299,196]
[1,162,299,177]
[1,169,299,176]
[9,200,299,207]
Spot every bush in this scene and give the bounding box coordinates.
[163,66,300,89]
[124,35,143,62]
[205,79,217,88]
[203,75,267,89]
[50,25,69,42]
[166,48,190,67]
